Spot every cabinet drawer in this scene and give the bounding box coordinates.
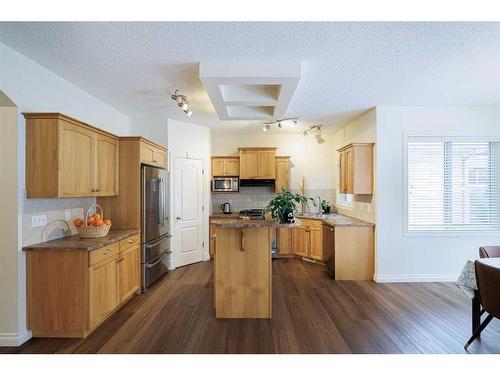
[89,242,120,266]
[300,218,323,228]
[120,234,140,252]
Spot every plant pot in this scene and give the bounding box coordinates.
[322,206,331,214]
[278,208,295,224]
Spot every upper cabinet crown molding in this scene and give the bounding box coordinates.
[337,142,374,195]
[24,112,119,199]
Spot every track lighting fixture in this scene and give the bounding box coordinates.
[170,89,193,117]
[303,125,325,144]
[261,118,298,132]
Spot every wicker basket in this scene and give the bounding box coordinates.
[77,204,111,238]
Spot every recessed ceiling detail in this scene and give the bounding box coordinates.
[199,61,301,120]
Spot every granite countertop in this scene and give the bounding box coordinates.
[23,229,141,252]
[210,218,302,229]
[296,213,375,227]
[210,211,374,228]
[209,212,241,219]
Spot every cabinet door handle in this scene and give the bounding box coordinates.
[103,249,110,255]
[128,239,134,244]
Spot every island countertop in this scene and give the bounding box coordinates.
[23,229,140,252]
[210,218,302,228]
[295,213,375,227]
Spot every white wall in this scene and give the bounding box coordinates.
[167,119,212,266]
[376,106,500,282]
[332,109,376,223]
[0,42,132,346]
[131,116,168,148]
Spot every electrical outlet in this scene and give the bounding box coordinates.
[65,210,71,221]
[32,214,47,228]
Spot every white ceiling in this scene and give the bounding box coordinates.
[0,22,499,134]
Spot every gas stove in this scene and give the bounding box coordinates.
[239,209,265,220]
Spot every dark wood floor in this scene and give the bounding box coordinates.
[2,259,500,354]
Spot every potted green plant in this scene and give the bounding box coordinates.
[321,199,332,214]
[264,188,314,223]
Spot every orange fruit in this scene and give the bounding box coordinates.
[94,213,102,220]
[94,219,104,227]
[74,218,83,227]
[87,216,95,224]
[103,219,112,226]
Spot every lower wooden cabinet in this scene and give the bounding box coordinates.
[119,245,141,303]
[291,219,324,261]
[89,255,120,328]
[277,227,292,255]
[26,235,141,338]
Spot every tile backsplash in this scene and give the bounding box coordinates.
[22,197,96,246]
[211,186,335,214]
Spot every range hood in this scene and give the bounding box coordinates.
[240,179,275,187]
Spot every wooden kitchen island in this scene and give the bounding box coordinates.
[210,218,300,318]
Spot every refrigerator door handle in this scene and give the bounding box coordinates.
[160,177,165,227]
[145,234,172,248]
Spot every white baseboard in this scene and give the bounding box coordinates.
[374,273,459,283]
[0,330,31,347]
[168,259,176,270]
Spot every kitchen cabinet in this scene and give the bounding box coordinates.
[291,218,324,261]
[89,254,119,328]
[337,143,374,195]
[238,147,277,179]
[140,139,167,167]
[97,137,167,230]
[26,233,141,338]
[277,227,293,255]
[24,113,119,198]
[211,156,240,176]
[95,133,119,196]
[291,225,309,257]
[334,226,374,280]
[275,156,290,192]
[118,245,141,303]
[209,223,216,258]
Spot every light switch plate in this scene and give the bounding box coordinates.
[32,214,47,228]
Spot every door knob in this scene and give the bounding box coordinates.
[176,217,182,220]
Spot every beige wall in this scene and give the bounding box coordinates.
[210,130,337,212]
[333,109,377,223]
[0,92,20,345]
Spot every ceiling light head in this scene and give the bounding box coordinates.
[277,121,282,129]
[291,119,298,127]
[263,124,271,133]
[171,89,193,117]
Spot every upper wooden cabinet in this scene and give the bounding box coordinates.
[211,156,240,177]
[97,137,167,230]
[238,147,277,179]
[275,156,290,192]
[140,139,166,167]
[337,143,374,195]
[24,113,119,198]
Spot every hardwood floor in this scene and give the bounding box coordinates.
[2,259,499,354]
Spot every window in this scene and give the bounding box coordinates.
[407,138,500,233]
[336,192,353,207]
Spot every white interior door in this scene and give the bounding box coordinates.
[173,156,204,267]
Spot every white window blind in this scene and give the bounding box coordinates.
[407,139,500,233]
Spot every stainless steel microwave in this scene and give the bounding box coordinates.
[212,177,239,192]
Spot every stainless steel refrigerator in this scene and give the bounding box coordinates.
[141,165,171,292]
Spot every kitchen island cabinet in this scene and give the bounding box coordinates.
[211,219,300,318]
